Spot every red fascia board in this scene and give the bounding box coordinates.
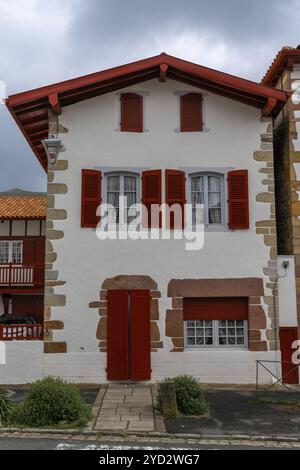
[7,53,287,108]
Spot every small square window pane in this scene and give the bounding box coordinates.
[187,321,195,328]
[187,337,195,345]
[196,321,203,327]
[196,337,204,345]
[236,320,244,327]
[196,329,204,337]
[228,337,236,345]
[228,328,236,336]
[219,337,227,345]
[205,337,213,345]
[228,320,235,327]
[237,328,244,335]
[219,320,226,327]
[237,337,245,345]
[219,328,226,337]
[187,328,195,335]
[205,328,213,336]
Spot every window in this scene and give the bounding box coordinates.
[180,93,203,132]
[185,320,247,348]
[190,173,223,225]
[0,241,22,264]
[105,173,139,224]
[0,241,9,263]
[120,93,143,132]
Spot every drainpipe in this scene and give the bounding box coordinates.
[272,261,289,380]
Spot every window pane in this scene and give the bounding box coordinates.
[185,320,213,347]
[12,242,22,264]
[0,242,9,263]
[209,208,221,224]
[107,176,120,191]
[124,176,137,223]
[217,320,246,347]
[208,176,221,192]
[191,176,204,192]
[124,176,136,192]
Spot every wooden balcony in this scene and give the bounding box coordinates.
[0,324,44,341]
[0,264,44,290]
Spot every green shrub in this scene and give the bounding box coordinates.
[157,375,209,416]
[0,388,13,425]
[12,377,91,428]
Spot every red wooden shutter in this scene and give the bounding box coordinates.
[22,239,36,265]
[121,93,143,132]
[130,290,151,381]
[279,327,299,384]
[184,298,248,321]
[32,238,45,285]
[142,170,162,228]
[180,93,203,132]
[165,169,186,229]
[228,170,249,229]
[81,169,102,228]
[107,290,129,381]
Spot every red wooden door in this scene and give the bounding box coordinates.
[130,290,151,381]
[107,289,151,381]
[279,327,299,384]
[107,290,129,381]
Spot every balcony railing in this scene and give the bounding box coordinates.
[0,324,44,341]
[0,264,44,288]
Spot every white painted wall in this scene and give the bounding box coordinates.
[278,256,298,327]
[0,341,43,384]
[43,351,279,385]
[45,78,277,383]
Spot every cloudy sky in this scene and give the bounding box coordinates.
[1,0,300,192]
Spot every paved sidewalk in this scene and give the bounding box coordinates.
[91,384,164,432]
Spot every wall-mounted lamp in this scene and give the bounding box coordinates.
[42,137,61,167]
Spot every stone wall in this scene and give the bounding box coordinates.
[44,110,68,354]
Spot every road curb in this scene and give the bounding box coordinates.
[0,427,300,443]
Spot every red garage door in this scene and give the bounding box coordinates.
[107,289,151,381]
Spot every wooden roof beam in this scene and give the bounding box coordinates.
[49,93,61,115]
[262,97,277,117]
[159,64,168,82]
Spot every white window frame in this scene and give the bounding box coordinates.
[184,319,248,350]
[188,171,226,228]
[0,240,23,264]
[102,171,141,225]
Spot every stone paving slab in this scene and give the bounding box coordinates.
[93,384,160,432]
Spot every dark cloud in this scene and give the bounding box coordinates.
[1,0,300,191]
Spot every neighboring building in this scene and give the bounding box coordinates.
[262,46,300,384]
[0,191,46,382]
[3,52,297,385]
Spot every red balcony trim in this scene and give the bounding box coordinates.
[0,264,45,288]
[0,324,44,341]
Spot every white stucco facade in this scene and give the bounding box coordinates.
[36,77,280,385]
[1,76,291,385]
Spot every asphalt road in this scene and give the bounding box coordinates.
[0,436,298,450]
